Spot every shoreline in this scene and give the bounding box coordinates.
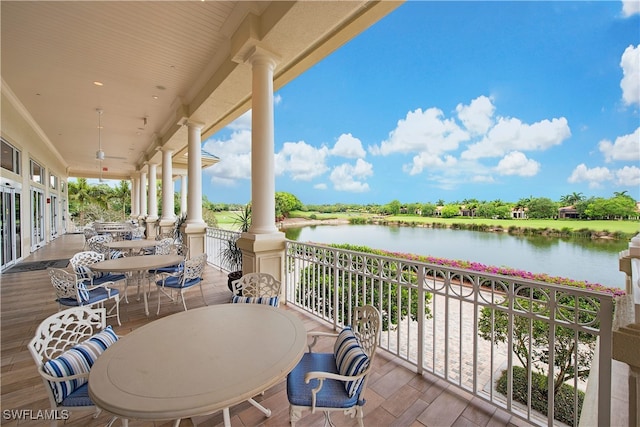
[279,216,633,240]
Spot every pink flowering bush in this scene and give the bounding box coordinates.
[329,244,625,297]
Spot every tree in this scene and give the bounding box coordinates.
[527,197,558,219]
[386,199,401,215]
[479,295,597,397]
[440,204,459,218]
[275,192,302,220]
[68,178,92,224]
[420,202,437,217]
[111,180,131,220]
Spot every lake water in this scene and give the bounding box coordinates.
[284,224,630,289]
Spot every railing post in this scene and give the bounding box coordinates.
[417,265,425,375]
[614,233,640,427]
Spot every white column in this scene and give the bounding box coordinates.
[130,176,139,218]
[180,175,187,215]
[139,170,148,217]
[186,122,205,225]
[147,163,158,221]
[161,149,175,222]
[249,49,278,234]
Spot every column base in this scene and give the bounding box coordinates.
[236,232,286,283]
[184,222,207,257]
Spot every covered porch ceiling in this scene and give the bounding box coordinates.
[1,1,401,181]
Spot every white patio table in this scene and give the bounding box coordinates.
[91,254,184,316]
[105,239,157,256]
[89,304,307,427]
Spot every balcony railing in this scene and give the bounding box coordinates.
[206,229,614,427]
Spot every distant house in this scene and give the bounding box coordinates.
[511,207,528,219]
[558,205,579,219]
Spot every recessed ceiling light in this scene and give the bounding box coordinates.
[93,81,104,86]
[152,95,159,100]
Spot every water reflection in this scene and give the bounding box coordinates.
[284,224,630,288]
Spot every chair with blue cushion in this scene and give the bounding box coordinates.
[28,306,120,427]
[49,268,121,326]
[287,305,381,427]
[70,251,128,302]
[155,253,207,314]
[230,272,281,307]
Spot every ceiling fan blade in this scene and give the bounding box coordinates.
[104,154,128,160]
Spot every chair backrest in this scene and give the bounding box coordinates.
[70,251,105,280]
[155,232,173,241]
[184,253,207,281]
[169,243,189,258]
[28,307,107,410]
[231,272,281,298]
[154,238,174,255]
[49,268,81,301]
[349,305,382,360]
[29,307,107,365]
[87,234,113,254]
[131,226,145,239]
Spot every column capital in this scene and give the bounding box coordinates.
[185,120,205,130]
[240,45,281,68]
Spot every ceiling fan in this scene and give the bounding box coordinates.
[95,108,126,161]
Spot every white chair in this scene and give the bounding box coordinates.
[287,305,382,427]
[70,251,128,303]
[230,272,281,307]
[28,307,119,427]
[155,253,207,314]
[49,268,121,326]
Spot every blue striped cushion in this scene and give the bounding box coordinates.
[109,250,125,259]
[76,281,90,303]
[42,326,118,403]
[75,264,104,280]
[231,295,279,307]
[333,326,369,397]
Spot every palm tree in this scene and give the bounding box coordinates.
[111,180,131,220]
[69,178,92,224]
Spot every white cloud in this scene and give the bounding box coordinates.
[227,111,252,131]
[622,0,640,17]
[203,129,252,185]
[275,141,329,181]
[461,117,571,160]
[404,153,457,175]
[567,164,614,188]
[455,95,495,135]
[471,175,495,183]
[599,127,640,162]
[329,159,373,192]
[616,165,640,186]
[495,151,540,176]
[313,183,328,190]
[370,107,469,156]
[620,44,640,106]
[331,133,366,158]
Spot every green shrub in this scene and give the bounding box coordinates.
[496,366,584,425]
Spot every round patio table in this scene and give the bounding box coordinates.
[105,239,157,256]
[91,254,184,316]
[89,304,307,426]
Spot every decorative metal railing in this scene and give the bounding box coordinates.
[204,227,240,271]
[284,241,613,427]
[205,229,614,426]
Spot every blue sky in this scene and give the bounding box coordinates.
[203,1,640,206]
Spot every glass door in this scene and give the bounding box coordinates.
[1,186,21,270]
[31,187,45,251]
[50,194,59,238]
